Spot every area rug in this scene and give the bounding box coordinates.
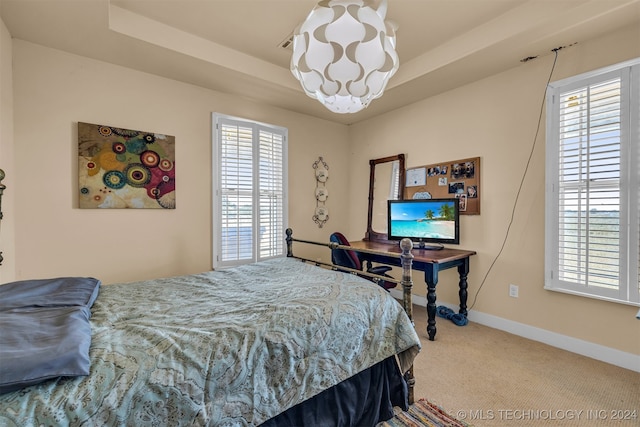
[380,398,470,427]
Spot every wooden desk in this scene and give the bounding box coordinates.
[350,240,476,341]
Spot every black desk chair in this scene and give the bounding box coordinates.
[329,232,396,290]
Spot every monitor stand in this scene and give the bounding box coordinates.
[416,241,444,251]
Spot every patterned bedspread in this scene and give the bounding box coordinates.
[0,257,420,426]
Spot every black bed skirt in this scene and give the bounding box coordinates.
[260,356,408,427]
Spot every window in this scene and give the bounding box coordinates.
[212,114,288,268]
[545,58,639,305]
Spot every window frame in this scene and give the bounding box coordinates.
[545,58,640,306]
[212,113,288,269]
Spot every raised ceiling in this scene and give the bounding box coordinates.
[2,0,639,125]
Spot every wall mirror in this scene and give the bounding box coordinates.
[365,154,405,242]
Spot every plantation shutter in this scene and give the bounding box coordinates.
[388,160,401,200]
[219,121,254,264]
[546,59,640,305]
[557,76,622,291]
[258,129,285,259]
[214,116,287,268]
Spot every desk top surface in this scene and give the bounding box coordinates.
[350,240,476,264]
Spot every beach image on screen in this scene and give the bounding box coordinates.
[390,201,456,240]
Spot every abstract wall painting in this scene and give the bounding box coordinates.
[78,122,175,209]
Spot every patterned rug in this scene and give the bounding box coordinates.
[380,399,470,427]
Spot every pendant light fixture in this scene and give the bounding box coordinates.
[290,0,399,114]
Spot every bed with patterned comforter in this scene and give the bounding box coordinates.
[0,257,420,426]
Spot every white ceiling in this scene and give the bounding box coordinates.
[2,0,639,125]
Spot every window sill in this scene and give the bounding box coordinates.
[544,285,640,308]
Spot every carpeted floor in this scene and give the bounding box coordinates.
[407,304,640,427]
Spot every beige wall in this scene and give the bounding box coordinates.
[348,24,640,356]
[0,18,15,283]
[3,18,638,361]
[8,39,350,284]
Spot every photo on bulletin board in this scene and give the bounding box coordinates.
[456,194,467,212]
[405,156,480,215]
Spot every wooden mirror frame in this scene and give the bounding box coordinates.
[364,154,405,242]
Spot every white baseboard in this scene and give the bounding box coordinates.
[390,289,640,373]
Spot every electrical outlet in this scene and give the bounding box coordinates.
[509,284,519,298]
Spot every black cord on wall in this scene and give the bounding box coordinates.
[467,48,561,311]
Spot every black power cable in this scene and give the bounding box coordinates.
[468,48,560,311]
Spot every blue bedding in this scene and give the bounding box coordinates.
[0,276,101,310]
[0,258,420,426]
[0,277,101,395]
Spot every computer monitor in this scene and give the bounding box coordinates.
[387,198,460,248]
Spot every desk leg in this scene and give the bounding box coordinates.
[457,259,470,316]
[424,265,438,341]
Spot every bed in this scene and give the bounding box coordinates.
[0,231,420,426]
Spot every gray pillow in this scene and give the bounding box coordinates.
[0,277,101,310]
[0,306,93,394]
[0,277,101,395]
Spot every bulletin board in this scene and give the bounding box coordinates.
[404,156,480,215]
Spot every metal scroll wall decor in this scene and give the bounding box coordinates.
[0,168,5,266]
[312,157,329,228]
